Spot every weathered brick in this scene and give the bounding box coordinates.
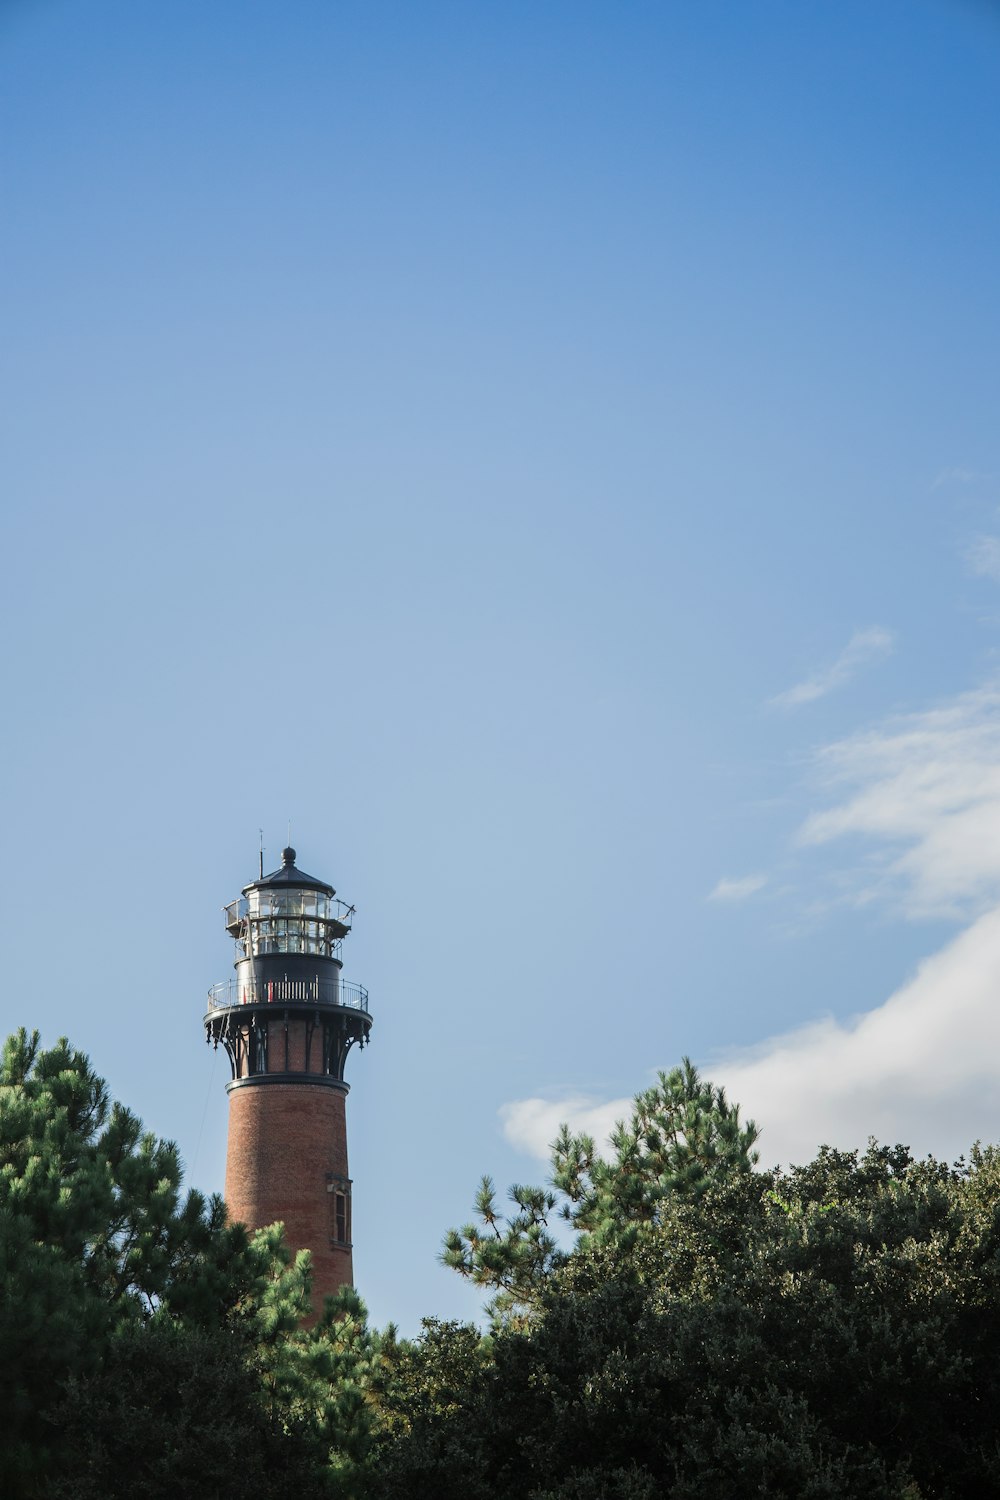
[225,1046,354,1307]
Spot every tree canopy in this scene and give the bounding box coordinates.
[6,1028,1000,1500]
[375,1140,1000,1499]
[0,1028,378,1499]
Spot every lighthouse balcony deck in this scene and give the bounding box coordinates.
[207,976,370,1013]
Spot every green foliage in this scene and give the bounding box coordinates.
[43,1317,327,1500]
[442,1059,759,1324]
[441,1176,561,1325]
[379,1138,1000,1499]
[0,1029,379,1499]
[235,1229,384,1488]
[551,1057,760,1233]
[0,1026,240,1490]
[382,1318,490,1431]
[10,1024,1000,1500]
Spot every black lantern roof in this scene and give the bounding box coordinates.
[242,846,335,898]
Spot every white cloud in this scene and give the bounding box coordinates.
[500,1095,625,1160]
[799,683,1000,919]
[967,536,1000,581]
[501,906,1000,1169]
[771,627,895,707]
[709,873,767,902]
[502,678,1000,1174]
[709,908,1000,1164]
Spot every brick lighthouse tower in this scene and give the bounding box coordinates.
[204,847,371,1303]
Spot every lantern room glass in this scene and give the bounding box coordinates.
[246,889,331,921]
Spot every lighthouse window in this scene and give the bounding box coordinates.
[247,908,340,957]
[328,1176,352,1245]
[248,890,331,921]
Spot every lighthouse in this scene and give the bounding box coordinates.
[204,846,372,1304]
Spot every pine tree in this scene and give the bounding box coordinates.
[0,1028,381,1498]
[442,1058,758,1324]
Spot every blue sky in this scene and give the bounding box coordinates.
[4,0,1000,1331]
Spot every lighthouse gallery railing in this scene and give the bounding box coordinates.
[206,977,370,1012]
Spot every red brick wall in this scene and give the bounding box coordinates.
[224,1074,354,1310]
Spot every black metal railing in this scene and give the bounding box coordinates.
[206,976,370,1013]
